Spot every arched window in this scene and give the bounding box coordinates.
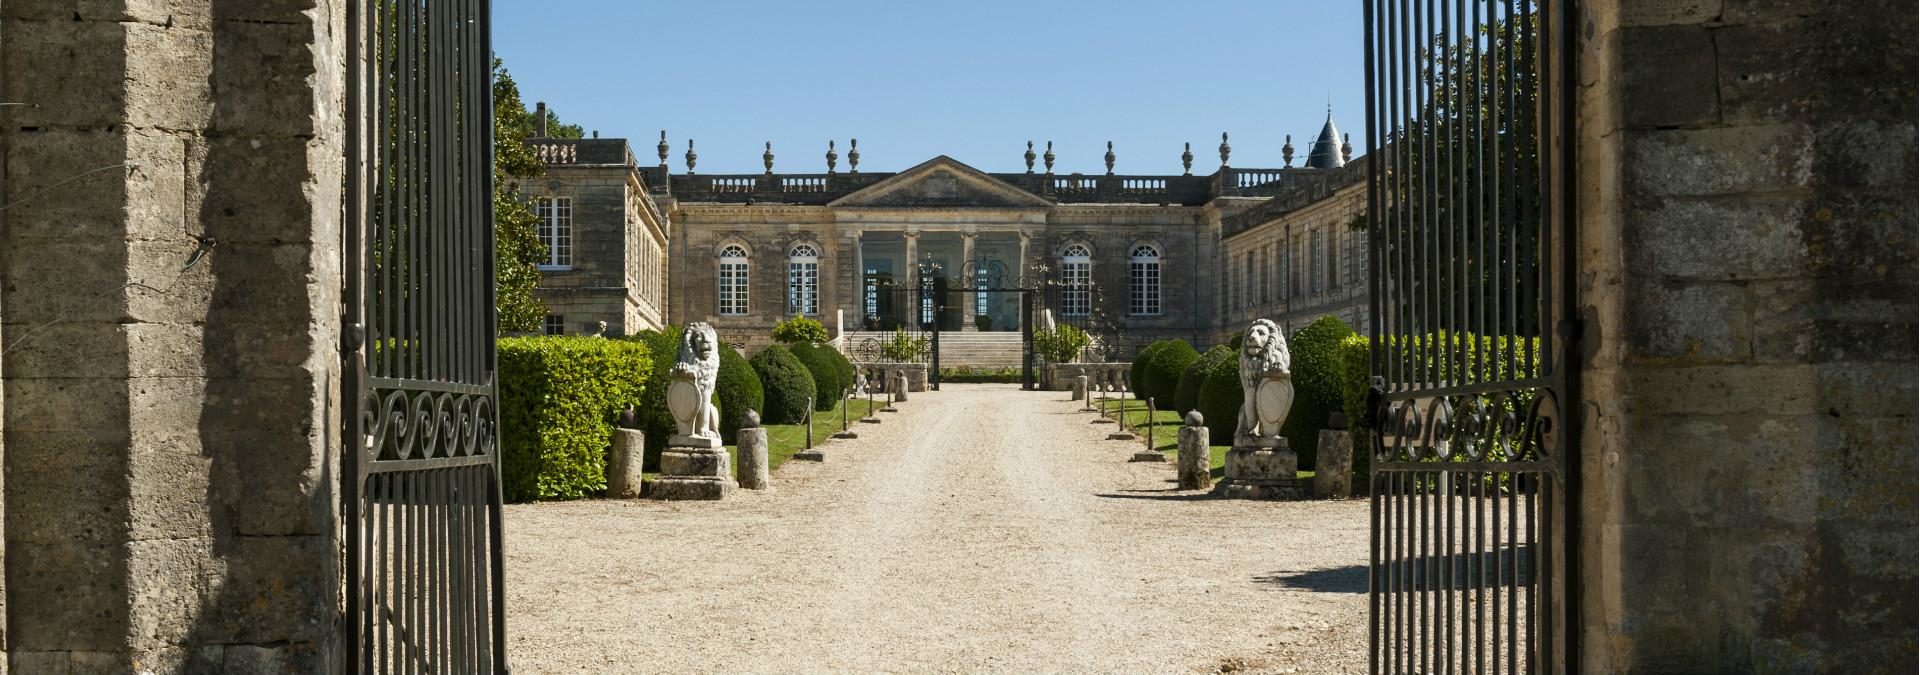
[1060,243,1092,317]
[1129,244,1162,316]
[718,244,750,316]
[787,243,820,315]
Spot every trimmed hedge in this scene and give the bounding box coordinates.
[1178,344,1233,417]
[941,366,1022,383]
[1129,340,1169,400]
[1140,340,1199,406]
[750,344,816,424]
[1280,316,1356,470]
[625,328,681,469]
[1196,346,1243,446]
[499,336,652,502]
[771,316,829,344]
[715,342,764,443]
[788,341,845,411]
[1339,334,1371,482]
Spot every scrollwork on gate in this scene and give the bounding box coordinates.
[360,384,496,463]
[1374,387,1559,465]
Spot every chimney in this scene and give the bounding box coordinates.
[534,101,548,138]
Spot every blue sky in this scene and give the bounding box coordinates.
[494,1,1365,175]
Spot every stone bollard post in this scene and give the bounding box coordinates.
[737,410,772,487]
[608,428,646,498]
[1072,374,1088,401]
[1178,411,1211,490]
[1313,429,1354,499]
[894,373,909,402]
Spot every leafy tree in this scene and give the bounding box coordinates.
[491,59,549,333]
[544,107,585,139]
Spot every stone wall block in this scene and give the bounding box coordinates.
[208,20,322,136]
[1812,120,1918,190]
[1626,124,1812,197]
[1623,278,1751,362]
[0,129,135,238]
[0,19,129,128]
[124,538,217,652]
[5,430,130,544]
[1620,0,1722,26]
[194,136,329,244]
[170,534,336,647]
[1620,26,1719,127]
[127,435,217,542]
[123,23,215,130]
[0,323,132,379]
[5,541,129,650]
[1819,416,1919,524]
[1624,365,1819,416]
[0,237,133,323]
[4,378,132,432]
[1625,196,1807,280]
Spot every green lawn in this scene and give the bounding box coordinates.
[1094,397,1313,481]
[643,396,881,483]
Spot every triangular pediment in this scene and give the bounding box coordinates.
[829,156,1052,208]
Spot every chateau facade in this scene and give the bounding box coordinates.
[525,115,1370,356]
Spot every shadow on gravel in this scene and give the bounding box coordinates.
[1255,565,1368,593]
[1093,490,1218,502]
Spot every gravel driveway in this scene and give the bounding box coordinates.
[504,383,1370,674]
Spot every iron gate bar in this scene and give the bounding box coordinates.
[346,0,506,672]
[1365,0,1576,672]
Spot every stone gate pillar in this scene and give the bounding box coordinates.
[1577,0,1916,670]
[1,1,346,671]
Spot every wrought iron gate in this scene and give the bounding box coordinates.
[1363,0,1577,672]
[921,282,1038,390]
[344,0,507,672]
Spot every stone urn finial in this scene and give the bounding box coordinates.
[826,140,838,174]
[1043,140,1056,175]
[657,130,670,168]
[1283,134,1296,167]
[848,138,860,174]
[1104,141,1116,175]
[763,141,775,175]
[685,138,698,175]
[1181,142,1194,175]
[1341,133,1354,163]
[1219,132,1231,167]
[1025,141,1037,174]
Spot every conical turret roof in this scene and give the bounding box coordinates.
[1305,110,1345,169]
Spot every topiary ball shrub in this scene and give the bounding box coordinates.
[498,336,653,502]
[1141,340,1199,406]
[749,344,816,424]
[827,345,856,394]
[1129,340,1169,400]
[1178,344,1233,418]
[1281,315,1357,470]
[1196,345,1244,446]
[788,341,844,411]
[771,316,829,344]
[715,342,764,444]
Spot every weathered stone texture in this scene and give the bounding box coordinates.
[2,0,345,670]
[1580,0,1917,671]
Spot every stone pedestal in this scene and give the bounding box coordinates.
[1217,439,1306,500]
[1072,375,1088,400]
[1177,421,1212,490]
[608,429,647,498]
[738,427,773,486]
[652,437,737,500]
[1313,430,1354,499]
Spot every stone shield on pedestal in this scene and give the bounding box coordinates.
[655,322,737,500]
[1219,319,1306,500]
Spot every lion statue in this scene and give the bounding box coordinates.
[668,322,723,443]
[1237,319,1294,446]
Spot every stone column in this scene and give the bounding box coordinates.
[608,429,647,498]
[737,412,772,487]
[2,1,346,670]
[960,233,976,329]
[903,231,919,280]
[1178,412,1211,491]
[1312,430,1352,499]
